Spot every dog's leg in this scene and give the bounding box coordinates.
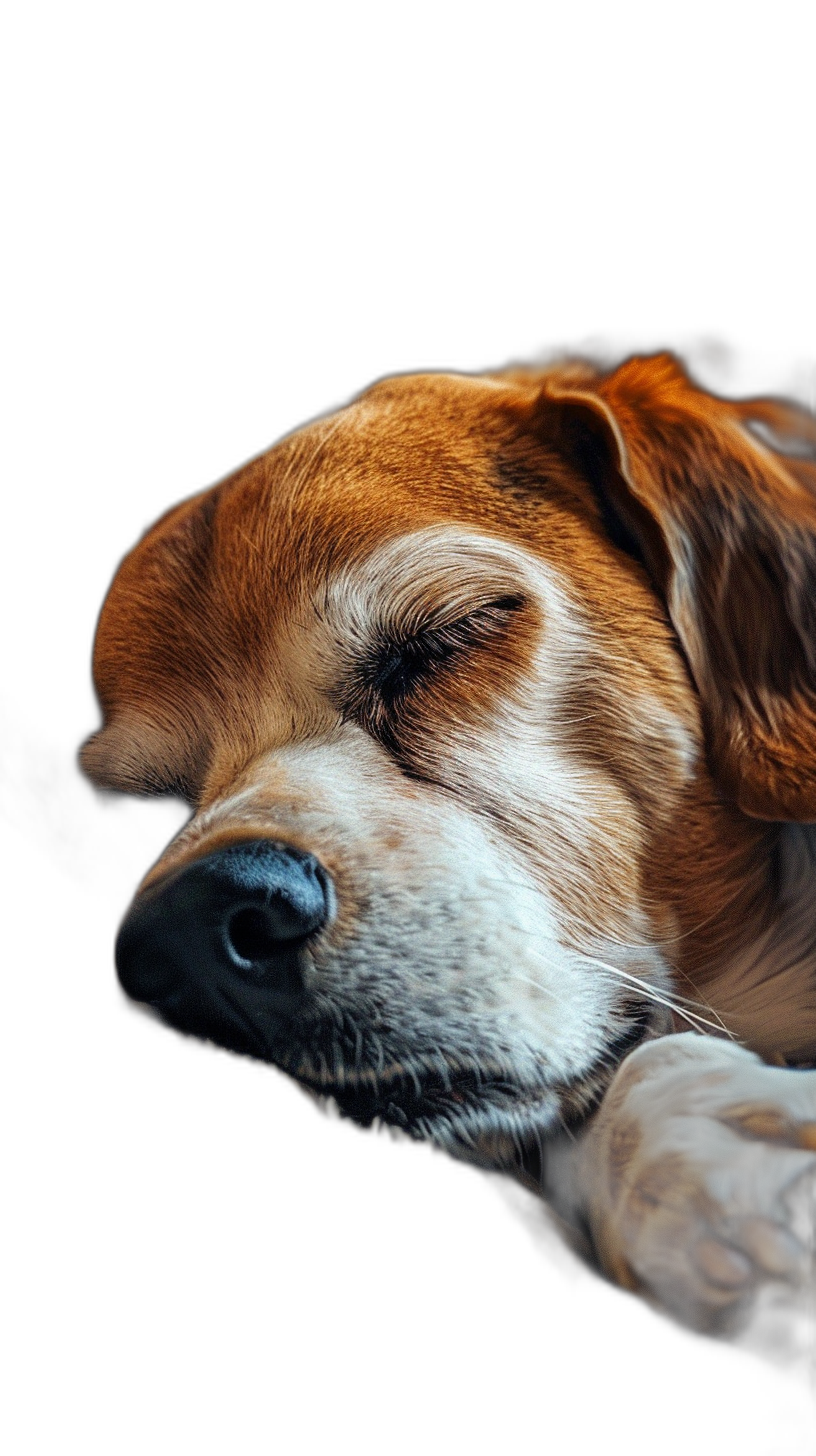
[542,1033,816,1336]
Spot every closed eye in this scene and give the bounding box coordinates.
[340,592,526,737]
[370,594,526,704]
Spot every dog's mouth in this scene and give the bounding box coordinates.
[139,985,655,1181]
[288,1004,656,1144]
[295,1061,528,1134]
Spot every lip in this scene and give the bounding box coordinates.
[294,1062,514,1128]
[149,985,659,1142]
[295,1002,658,1134]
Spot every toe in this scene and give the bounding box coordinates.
[739,1216,809,1278]
[693,1237,753,1289]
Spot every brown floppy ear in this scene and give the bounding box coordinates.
[540,352,816,821]
[728,396,816,468]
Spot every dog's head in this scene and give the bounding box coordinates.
[81,355,816,1165]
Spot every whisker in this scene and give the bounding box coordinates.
[508,956,734,1039]
[457,872,746,1034]
[501,970,562,1007]
[667,961,735,1022]
[455,888,730,1025]
[571,956,737,1039]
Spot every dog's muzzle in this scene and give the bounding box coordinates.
[116,840,331,1045]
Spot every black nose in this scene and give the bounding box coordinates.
[116,840,330,1017]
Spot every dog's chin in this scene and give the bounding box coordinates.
[145,991,658,1167]
[298,1063,554,1136]
[301,1069,574,1177]
[290,1008,657,1164]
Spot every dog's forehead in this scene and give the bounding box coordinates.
[84,369,636,796]
[93,375,540,668]
[123,376,516,574]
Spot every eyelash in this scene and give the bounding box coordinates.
[343,592,525,725]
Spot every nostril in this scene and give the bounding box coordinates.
[225,905,288,965]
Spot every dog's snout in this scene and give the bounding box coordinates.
[115,840,331,1013]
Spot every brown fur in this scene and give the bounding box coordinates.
[84,354,816,1065]
[80,353,816,1333]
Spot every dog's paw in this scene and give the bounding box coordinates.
[575,1035,816,1334]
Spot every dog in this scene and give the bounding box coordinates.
[81,352,816,1336]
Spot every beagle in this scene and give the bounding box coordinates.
[82,353,816,1335]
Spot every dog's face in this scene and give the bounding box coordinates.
[82,357,816,1165]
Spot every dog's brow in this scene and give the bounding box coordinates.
[315,527,545,637]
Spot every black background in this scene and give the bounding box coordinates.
[7,105,816,1444]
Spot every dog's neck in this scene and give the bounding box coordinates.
[700,822,816,1064]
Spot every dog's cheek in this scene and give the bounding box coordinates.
[374,676,652,954]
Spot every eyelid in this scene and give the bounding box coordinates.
[365,592,526,700]
[335,590,528,746]
[388,591,526,644]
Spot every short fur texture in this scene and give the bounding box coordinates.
[82,353,816,1333]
